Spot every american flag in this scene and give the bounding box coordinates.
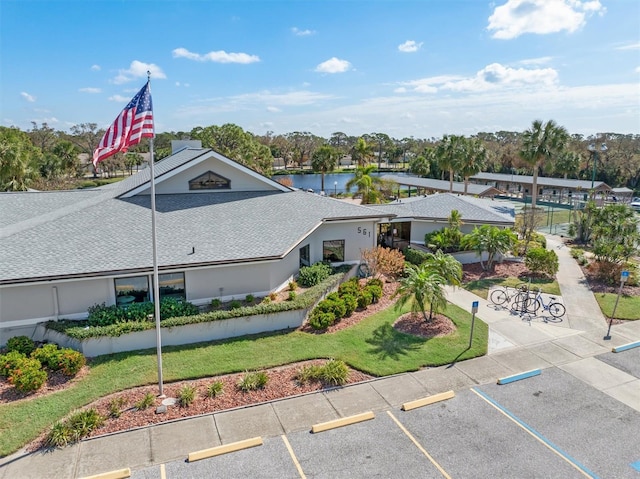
[92,81,154,167]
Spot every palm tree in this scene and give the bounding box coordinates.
[436,135,465,192]
[345,164,386,204]
[462,225,517,271]
[311,145,338,194]
[423,250,462,287]
[459,138,486,194]
[519,120,569,210]
[351,137,374,167]
[394,264,447,322]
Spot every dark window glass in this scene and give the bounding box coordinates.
[158,273,185,300]
[323,240,344,262]
[189,171,231,190]
[115,276,149,306]
[299,245,310,268]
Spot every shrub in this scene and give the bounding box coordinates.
[364,284,383,303]
[6,336,36,356]
[56,349,86,376]
[308,310,336,330]
[229,299,242,310]
[525,247,559,277]
[295,364,324,384]
[87,298,198,327]
[206,380,224,398]
[513,239,544,257]
[160,297,198,319]
[321,359,349,386]
[298,262,332,287]
[245,294,255,304]
[31,344,61,370]
[108,397,127,418]
[210,298,221,309]
[531,232,547,249]
[261,296,272,304]
[288,280,298,291]
[269,292,278,301]
[357,291,373,309]
[366,278,384,289]
[315,297,346,319]
[9,358,47,393]
[338,278,360,297]
[288,291,297,301]
[402,247,431,266]
[341,294,358,316]
[237,371,268,391]
[134,392,155,410]
[0,351,28,377]
[46,409,104,447]
[177,384,196,407]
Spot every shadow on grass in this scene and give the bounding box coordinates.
[365,323,423,360]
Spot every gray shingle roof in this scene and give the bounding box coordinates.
[0,190,389,284]
[470,172,610,190]
[369,193,515,224]
[382,175,501,196]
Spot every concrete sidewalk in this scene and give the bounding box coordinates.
[2,234,639,479]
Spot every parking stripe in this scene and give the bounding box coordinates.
[471,388,599,478]
[387,411,452,479]
[281,435,306,479]
[160,463,166,479]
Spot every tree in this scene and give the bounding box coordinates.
[462,225,517,271]
[436,135,465,192]
[423,250,463,287]
[550,151,581,179]
[311,145,338,194]
[459,137,486,194]
[360,246,405,280]
[394,264,447,322]
[591,204,640,264]
[409,147,435,177]
[0,127,41,191]
[351,137,374,167]
[345,165,386,204]
[519,120,569,209]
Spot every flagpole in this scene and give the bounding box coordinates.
[147,73,164,398]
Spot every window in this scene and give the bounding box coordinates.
[115,276,149,306]
[323,240,345,262]
[299,244,310,268]
[189,171,231,190]
[158,273,185,300]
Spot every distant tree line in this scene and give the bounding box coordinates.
[0,120,638,193]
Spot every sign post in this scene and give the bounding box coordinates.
[469,301,479,348]
[604,271,628,340]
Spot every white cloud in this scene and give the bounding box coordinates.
[315,57,352,73]
[615,42,640,51]
[109,95,130,103]
[291,27,315,36]
[112,61,166,84]
[399,63,558,93]
[267,106,281,112]
[91,64,101,71]
[20,92,36,102]
[79,87,101,93]
[488,0,606,39]
[518,56,553,66]
[398,40,423,53]
[175,82,190,87]
[635,66,640,74]
[172,47,260,64]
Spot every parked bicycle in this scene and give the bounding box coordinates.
[522,289,566,318]
[489,283,529,307]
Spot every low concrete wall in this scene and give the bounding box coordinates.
[38,309,307,357]
[451,251,491,264]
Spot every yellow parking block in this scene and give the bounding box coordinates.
[401,390,455,411]
[311,411,375,433]
[188,436,263,462]
[79,468,131,479]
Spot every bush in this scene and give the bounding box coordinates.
[338,278,360,297]
[237,371,268,391]
[206,380,224,398]
[288,280,298,291]
[364,284,383,303]
[6,336,36,356]
[402,247,431,266]
[229,299,242,309]
[134,392,155,410]
[341,294,358,316]
[297,262,332,287]
[315,297,346,319]
[321,359,349,386]
[31,344,85,377]
[513,239,544,257]
[9,358,47,393]
[531,232,547,249]
[288,291,297,301]
[525,247,559,277]
[0,350,29,377]
[160,297,198,319]
[46,409,104,448]
[308,310,335,330]
[177,384,196,407]
[210,298,221,309]
[357,291,373,309]
[245,294,255,304]
[31,344,61,370]
[108,397,127,418]
[87,297,198,327]
[295,364,324,384]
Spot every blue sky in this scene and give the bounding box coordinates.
[2,0,638,139]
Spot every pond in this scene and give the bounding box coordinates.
[273,172,411,194]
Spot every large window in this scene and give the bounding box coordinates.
[115,276,149,306]
[323,240,345,262]
[114,273,185,306]
[299,244,310,268]
[189,171,230,190]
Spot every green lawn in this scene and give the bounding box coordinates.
[0,301,486,457]
[463,276,560,299]
[594,292,640,320]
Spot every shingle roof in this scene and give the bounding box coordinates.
[0,190,389,284]
[470,172,610,190]
[382,175,501,196]
[369,193,515,224]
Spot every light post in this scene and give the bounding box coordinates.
[334,181,337,197]
[588,141,607,196]
[604,271,628,340]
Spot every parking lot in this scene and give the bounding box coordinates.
[131,348,640,479]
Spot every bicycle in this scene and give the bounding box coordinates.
[489,283,529,307]
[522,290,566,318]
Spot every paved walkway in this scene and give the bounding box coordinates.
[1,234,639,479]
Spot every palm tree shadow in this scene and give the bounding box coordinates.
[365,323,423,360]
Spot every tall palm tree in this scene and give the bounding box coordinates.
[345,164,385,204]
[436,135,465,192]
[459,138,486,194]
[462,225,517,271]
[311,145,338,194]
[519,120,569,210]
[351,137,374,167]
[394,264,447,322]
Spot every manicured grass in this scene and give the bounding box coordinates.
[463,276,560,299]
[0,301,485,457]
[594,293,640,320]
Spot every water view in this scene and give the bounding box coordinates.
[273,172,411,194]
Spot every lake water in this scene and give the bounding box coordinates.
[273,172,410,194]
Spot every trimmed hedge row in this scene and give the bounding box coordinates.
[46,267,352,340]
